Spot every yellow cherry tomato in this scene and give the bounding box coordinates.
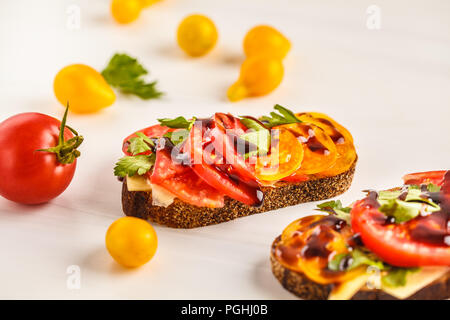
[53,64,116,114]
[227,56,284,102]
[139,0,161,7]
[105,216,158,268]
[177,14,218,57]
[111,0,142,24]
[244,25,291,60]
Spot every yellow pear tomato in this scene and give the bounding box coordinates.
[111,0,142,24]
[244,25,291,59]
[177,14,218,57]
[105,216,158,268]
[227,56,284,102]
[53,64,116,114]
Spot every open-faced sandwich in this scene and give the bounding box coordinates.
[114,105,357,228]
[271,170,450,300]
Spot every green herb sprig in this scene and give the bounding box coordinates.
[316,200,352,223]
[377,185,441,223]
[102,53,163,100]
[259,104,301,128]
[157,116,196,129]
[126,132,155,155]
[157,116,197,146]
[114,153,156,178]
[328,249,420,288]
[114,131,157,178]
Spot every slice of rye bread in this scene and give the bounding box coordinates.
[121,158,357,228]
[270,236,450,300]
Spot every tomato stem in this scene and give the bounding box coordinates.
[36,103,83,164]
[58,104,69,145]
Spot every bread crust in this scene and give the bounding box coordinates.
[121,159,356,228]
[270,236,450,300]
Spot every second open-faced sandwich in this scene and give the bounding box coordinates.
[271,170,450,299]
[114,105,357,228]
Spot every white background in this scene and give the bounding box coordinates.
[0,0,449,299]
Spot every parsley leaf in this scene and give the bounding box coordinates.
[157,116,197,146]
[158,116,196,129]
[114,154,155,177]
[127,132,155,155]
[381,267,420,287]
[316,200,352,223]
[259,104,301,128]
[164,130,190,146]
[101,53,163,100]
[120,80,162,100]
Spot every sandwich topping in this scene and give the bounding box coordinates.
[114,105,356,208]
[273,170,450,298]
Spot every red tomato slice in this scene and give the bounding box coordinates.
[122,124,173,155]
[442,171,450,196]
[351,198,450,267]
[150,146,224,208]
[211,113,258,183]
[184,122,262,206]
[402,170,447,187]
[213,112,247,133]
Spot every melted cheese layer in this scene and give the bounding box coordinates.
[126,175,176,207]
[328,267,449,300]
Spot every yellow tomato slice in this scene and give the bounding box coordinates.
[296,113,356,177]
[319,145,356,177]
[280,123,337,175]
[296,112,354,143]
[281,215,325,241]
[298,227,364,285]
[300,254,365,285]
[254,128,303,181]
[275,215,365,285]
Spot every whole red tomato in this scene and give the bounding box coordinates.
[0,107,83,204]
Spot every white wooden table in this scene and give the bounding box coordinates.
[0,0,449,299]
